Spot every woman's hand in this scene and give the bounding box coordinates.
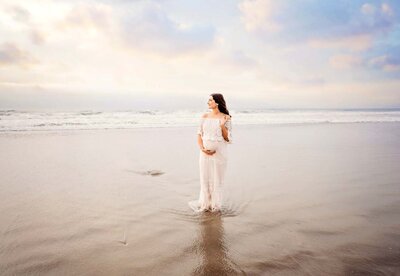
[201,148,216,155]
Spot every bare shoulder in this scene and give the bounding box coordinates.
[201,113,208,119]
[225,114,232,120]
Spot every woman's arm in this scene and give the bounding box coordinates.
[220,116,231,142]
[198,134,215,155]
[197,114,215,155]
[221,125,229,142]
[197,114,206,150]
[197,134,205,150]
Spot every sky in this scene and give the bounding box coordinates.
[0,0,399,110]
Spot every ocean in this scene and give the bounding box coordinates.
[1,109,400,132]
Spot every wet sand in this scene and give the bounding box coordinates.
[0,123,399,275]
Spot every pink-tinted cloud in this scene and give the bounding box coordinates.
[369,55,400,72]
[329,54,364,69]
[57,3,114,32]
[0,43,37,67]
[30,30,46,45]
[309,34,373,51]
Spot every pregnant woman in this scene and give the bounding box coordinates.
[189,93,232,213]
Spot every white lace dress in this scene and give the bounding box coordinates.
[188,116,232,213]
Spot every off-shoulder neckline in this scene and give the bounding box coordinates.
[203,116,231,120]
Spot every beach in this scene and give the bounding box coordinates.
[0,122,399,275]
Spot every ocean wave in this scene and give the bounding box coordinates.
[0,110,16,116]
[79,111,103,116]
[138,110,157,115]
[0,109,400,132]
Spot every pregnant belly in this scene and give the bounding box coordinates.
[203,140,221,151]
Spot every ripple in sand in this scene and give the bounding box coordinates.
[4,254,65,275]
[246,250,317,274]
[298,229,342,236]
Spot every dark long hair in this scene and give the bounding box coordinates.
[211,93,231,117]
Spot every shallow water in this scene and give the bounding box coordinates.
[0,123,399,275]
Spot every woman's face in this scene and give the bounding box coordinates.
[207,96,218,109]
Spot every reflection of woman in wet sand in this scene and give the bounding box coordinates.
[193,215,243,275]
[189,93,232,213]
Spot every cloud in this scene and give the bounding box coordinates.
[287,76,326,87]
[361,3,376,15]
[228,50,258,68]
[368,54,400,72]
[0,43,37,67]
[1,4,48,46]
[57,3,114,32]
[355,2,395,34]
[30,29,46,45]
[54,2,216,57]
[6,5,31,23]
[0,0,399,110]
[120,4,216,55]
[330,54,364,69]
[381,3,394,17]
[309,34,373,51]
[239,1,397,52]
[211,49,259,72]
[238,0,281,33]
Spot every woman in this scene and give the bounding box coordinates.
[189,93,232,213]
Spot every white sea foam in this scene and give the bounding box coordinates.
[0,109,400,132]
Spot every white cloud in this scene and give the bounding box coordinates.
[381,3,394,17]
[238,0,281,33]
[361,3,376,15]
